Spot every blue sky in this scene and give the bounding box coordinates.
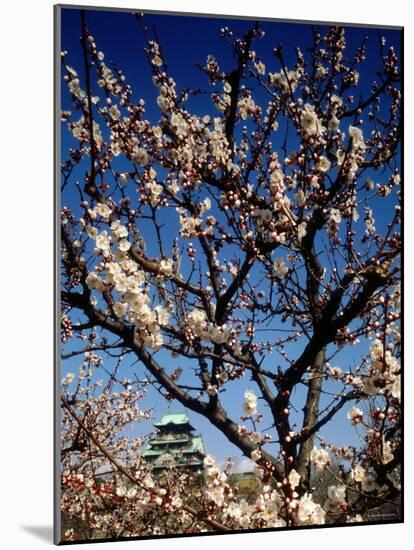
[60,7,401,466]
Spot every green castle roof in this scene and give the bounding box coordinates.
[154,411,194,429]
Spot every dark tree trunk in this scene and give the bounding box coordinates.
[296,348,326,490]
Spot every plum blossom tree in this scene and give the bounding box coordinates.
[60,10,401,540]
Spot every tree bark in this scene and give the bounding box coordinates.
[296,348,326,489]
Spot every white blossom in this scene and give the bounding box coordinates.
[273,258,289,279]
[243,389,258,416]
[310,447,330,470]
[297,221,307,242]
[347,406,364,425]
[300,104,323,138]
[296,493,326,525]
[317,156,331,173]
[109,104,121,120]
[288,469,301,489]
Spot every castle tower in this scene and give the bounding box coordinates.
[143,411,206,474]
